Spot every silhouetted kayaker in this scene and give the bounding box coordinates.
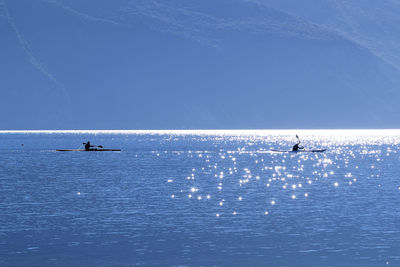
[292,135,304,151]
[83,141,93,151]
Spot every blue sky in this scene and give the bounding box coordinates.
[1,0,400,129]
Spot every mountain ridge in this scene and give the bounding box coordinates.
[1,0,400,129]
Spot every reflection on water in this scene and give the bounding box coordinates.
[0,130,400,266]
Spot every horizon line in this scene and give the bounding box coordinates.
[1,129,400,135]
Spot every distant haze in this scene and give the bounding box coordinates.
[1,0,400,129]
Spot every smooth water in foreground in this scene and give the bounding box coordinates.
[1,130,400,266]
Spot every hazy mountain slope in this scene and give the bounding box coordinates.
[1,0,400,129]
[0,0,71,129]
[252,0,400,71]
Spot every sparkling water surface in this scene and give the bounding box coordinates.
[1,130,400,266]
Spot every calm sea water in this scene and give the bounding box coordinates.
[1,130,400,266]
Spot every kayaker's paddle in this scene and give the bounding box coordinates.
[296,135,304,150]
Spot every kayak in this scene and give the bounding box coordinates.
[56,149,121,152]
[269,149,327,153]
